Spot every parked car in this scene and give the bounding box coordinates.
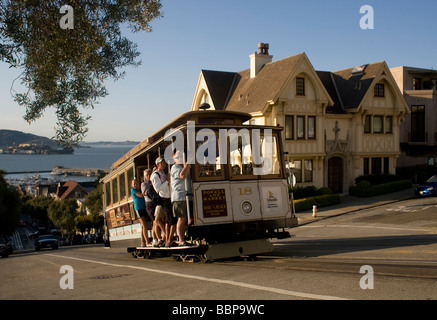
[95,232,104,244]
[84,234,96,244]
[415,175,437,197]
[35,235,59,251]
[0,237,13,258]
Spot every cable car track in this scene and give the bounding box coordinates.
[208,255,437,280]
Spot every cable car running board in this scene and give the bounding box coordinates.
[127,239,274,262]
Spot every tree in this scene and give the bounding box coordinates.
[23,195,54,227]
[0,170,22,236]
[74,214,93,234]
[48,198,78,234]
[84,184,102,216]
[0,1,163,147]
[84,184,104,230]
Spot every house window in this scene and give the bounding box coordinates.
[373,116,383,133]
[411,105,425,142]
[374,83,385,97]
[371,158,382,175]
[384,157,390,174]
[304,160,313,182]
[385,116,393,134]
[296,77,305,96]
[292,160,302,183]
[297,116,305,139]
[364,115,371,133]
[285,116,294,140]
[308,116,316,139]
[363,158,370,175]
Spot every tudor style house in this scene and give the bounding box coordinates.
[191,43,409,193]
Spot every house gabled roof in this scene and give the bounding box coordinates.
[330,62,386,110]
[57,179,88,200]
[194,48,399,116]
[316,70,346,114]
[225,53,305,113]
[201,70,239,110]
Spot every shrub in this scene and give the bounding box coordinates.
[349,180,411,197]
[293,194,340,212]
[355,174,400,186]
[357,180,371,190]
[294,197,317,212]
[291,185,334,200]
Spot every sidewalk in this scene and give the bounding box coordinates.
[294,187,416,226]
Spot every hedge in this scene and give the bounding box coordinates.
[293,194,340,212]
[349,180,412,197]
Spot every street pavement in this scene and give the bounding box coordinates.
[294,187,416,226]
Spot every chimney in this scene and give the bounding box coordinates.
[250,43,273,78]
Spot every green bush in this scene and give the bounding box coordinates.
[355,174,400,186]
[349,180,411,197]
[294,197,317,212]
[357,180,371,190]
[293,194,340,212]
[291,185,334,200]
[314,194,340,207]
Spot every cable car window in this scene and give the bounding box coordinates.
[126,166,134,198]
[229,128,254,177]
[195,130,224,179]
[258,132,280,177]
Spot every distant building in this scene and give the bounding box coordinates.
[56,179,89,201]
[391,66,437,168]
[191,43,409,193]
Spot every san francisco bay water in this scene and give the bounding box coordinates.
[0,145,136,182]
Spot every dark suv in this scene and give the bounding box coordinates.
[35,235,59,251]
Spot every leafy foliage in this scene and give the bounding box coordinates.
[0,0,162,147]
[48,197,79,234]
[0,170,22,236]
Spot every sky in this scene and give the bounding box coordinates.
[1,0,436,142]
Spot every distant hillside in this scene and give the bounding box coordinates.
[0,129,59,149]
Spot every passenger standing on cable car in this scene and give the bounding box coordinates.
[131,179,151,247]
[171,150,192,246]
[151,156,176,247]
[141,169,164,247]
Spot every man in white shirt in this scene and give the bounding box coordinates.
[151,156,176,247]
[171,151,192,246]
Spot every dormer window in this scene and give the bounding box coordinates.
[374,83,384,97]
[296,77,305,96]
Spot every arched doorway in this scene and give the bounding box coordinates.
[328,157,343,194]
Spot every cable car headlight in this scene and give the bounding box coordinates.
[241,201,253,215]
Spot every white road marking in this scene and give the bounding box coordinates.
[47,253,349,300]
[301,224,433,232]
